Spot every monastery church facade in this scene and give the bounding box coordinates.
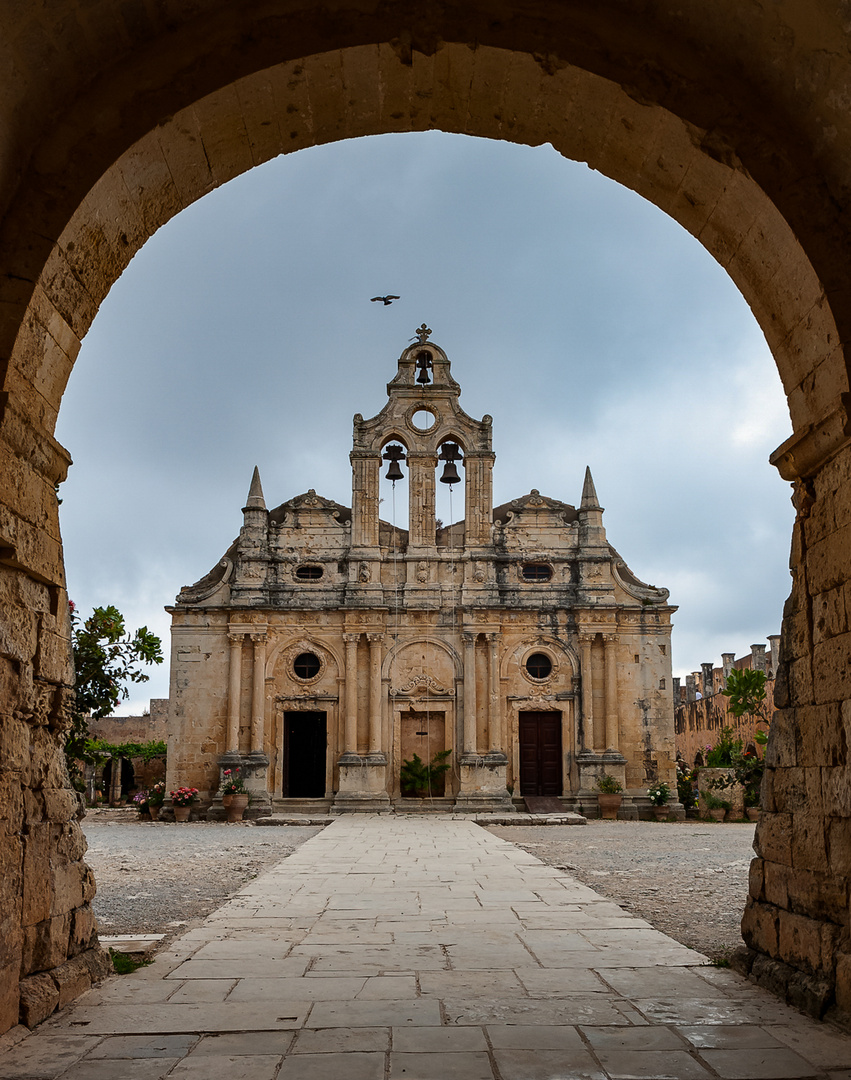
[166,331,678,816]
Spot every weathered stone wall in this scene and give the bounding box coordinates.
[676,683,775,767]
[87,700,167,746]
[742,448,851,1018]
[0,572,108,1031]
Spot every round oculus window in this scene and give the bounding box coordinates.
[410,407,437,431]
[293,652,321,680]
[525,652,553,680]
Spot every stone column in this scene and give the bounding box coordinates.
[685,674,696,702]
[751,643,767,673]
[767,635,781,677]
[226,633,243,753]
[487,633,501,750]
[407,453,437,547]
[343,633,360,754]
[672,677,681,706]
[722,653,735,686]
[463,632,477,754]
[367,633,383,754]
[604,633,619,751]
[701,662,714,697]
[250,633,267,754]
[350,451,380,548]
[580,634,595,752]
[464,451,496,547]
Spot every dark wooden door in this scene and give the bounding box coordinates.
[284,711,327,797]
[519,711,563,796]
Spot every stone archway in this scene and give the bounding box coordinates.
[2,1,851,1030]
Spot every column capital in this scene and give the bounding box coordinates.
[228,633,244,645]
[366,632,384,645]
[342,632,361,644]
[462,631,478,646]
[602,632,617,644]
[250,632,268,643]
[578,632,595,646]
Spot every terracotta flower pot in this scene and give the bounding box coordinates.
[709,807,726,822]
[653,805,670,821]
[173,805,191,822]
[597,793,622,820]
[746,807,760,822]
[148,805,160,821]
[225,793,249,822]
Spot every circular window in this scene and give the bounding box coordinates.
[525,653,553,680]
[295,565,324,581]
[293,652,321,680]
[411,407,437,431]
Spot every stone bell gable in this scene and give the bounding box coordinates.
[166,331,677,819]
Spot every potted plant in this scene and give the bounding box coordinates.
[596,773,623,819]
[220,768,249,822]
[400,750,452,798]
[132,789,150,819]
[676,763,698,816]
[146,782,165,821]
[704,791,730,821]
[170,786,199,822]
[647,780,670,820]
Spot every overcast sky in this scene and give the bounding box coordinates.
[55,131,794,713]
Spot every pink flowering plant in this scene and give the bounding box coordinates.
[171,786,199,807]
[147,781,166,808]
[220,768,247,795]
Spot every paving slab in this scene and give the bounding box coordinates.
[2,816,850,1080]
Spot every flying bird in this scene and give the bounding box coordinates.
[371,295,400,305]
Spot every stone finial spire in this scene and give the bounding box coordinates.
[578,466,606,545]
[244,466,266,511]
[581,466,601,511]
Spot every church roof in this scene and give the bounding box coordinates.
[492,490,579,525]
[268,489,352,526]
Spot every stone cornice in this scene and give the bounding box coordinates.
[770,396,851,481]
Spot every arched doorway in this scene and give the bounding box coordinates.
[2,2,851,1030]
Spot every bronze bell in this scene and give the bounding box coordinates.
[439,461,461,485]
[439,442,462,486]
[383,443,406,482]
[415,352,432,384]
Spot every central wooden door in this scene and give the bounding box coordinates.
[518,711,563,796]
[283,711,327,797]
[400,711,446,796]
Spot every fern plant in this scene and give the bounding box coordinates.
[400,749,452,797]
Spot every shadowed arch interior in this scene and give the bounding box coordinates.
[3,0,851,1033]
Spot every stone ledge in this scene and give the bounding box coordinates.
[254,815,334,827]
[254,811,587,826]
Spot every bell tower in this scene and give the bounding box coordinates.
[350,326,495,597]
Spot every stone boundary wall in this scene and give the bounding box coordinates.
[0,578,110,1031]
[87,699,167,746]
[676,682,775,766]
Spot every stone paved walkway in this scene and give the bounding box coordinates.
[3,817,851,1079]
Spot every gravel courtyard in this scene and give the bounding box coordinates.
[487,820,757,962]
[82,813,756,962]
